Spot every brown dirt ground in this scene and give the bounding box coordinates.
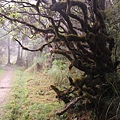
[0,66,14,115]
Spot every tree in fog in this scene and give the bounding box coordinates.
[0,0,120,119]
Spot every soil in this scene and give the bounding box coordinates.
[0,66,14,114]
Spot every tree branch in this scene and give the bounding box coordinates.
[57,96,82,115]
[14,38,53,52]
[0,13,54,34]
[53,49,72,61]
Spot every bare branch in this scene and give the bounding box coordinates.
[57,97,82,115]
[14,38,53,52]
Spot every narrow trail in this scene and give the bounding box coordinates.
[0,66,14,114]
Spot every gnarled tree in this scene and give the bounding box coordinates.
[0,0,120,119]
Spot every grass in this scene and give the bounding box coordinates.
[2,67,64,120]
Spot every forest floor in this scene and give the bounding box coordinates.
[0,65,63,120]
[0,66,14,116]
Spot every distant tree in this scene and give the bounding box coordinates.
[0,0,120,119]
[7,38,11,65]
[0,27,12,65]
[15,43,23,65]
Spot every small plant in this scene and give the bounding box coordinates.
[47,59,69,88]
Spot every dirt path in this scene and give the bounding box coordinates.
[0,66,14,113]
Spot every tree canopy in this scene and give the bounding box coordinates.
[0,0,118,75]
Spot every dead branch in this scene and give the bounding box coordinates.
[57,96,82,116]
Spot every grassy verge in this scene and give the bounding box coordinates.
[2,67,64,120]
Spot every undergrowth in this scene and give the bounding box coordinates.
[2,67,64,120]
[47,59,69,88]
